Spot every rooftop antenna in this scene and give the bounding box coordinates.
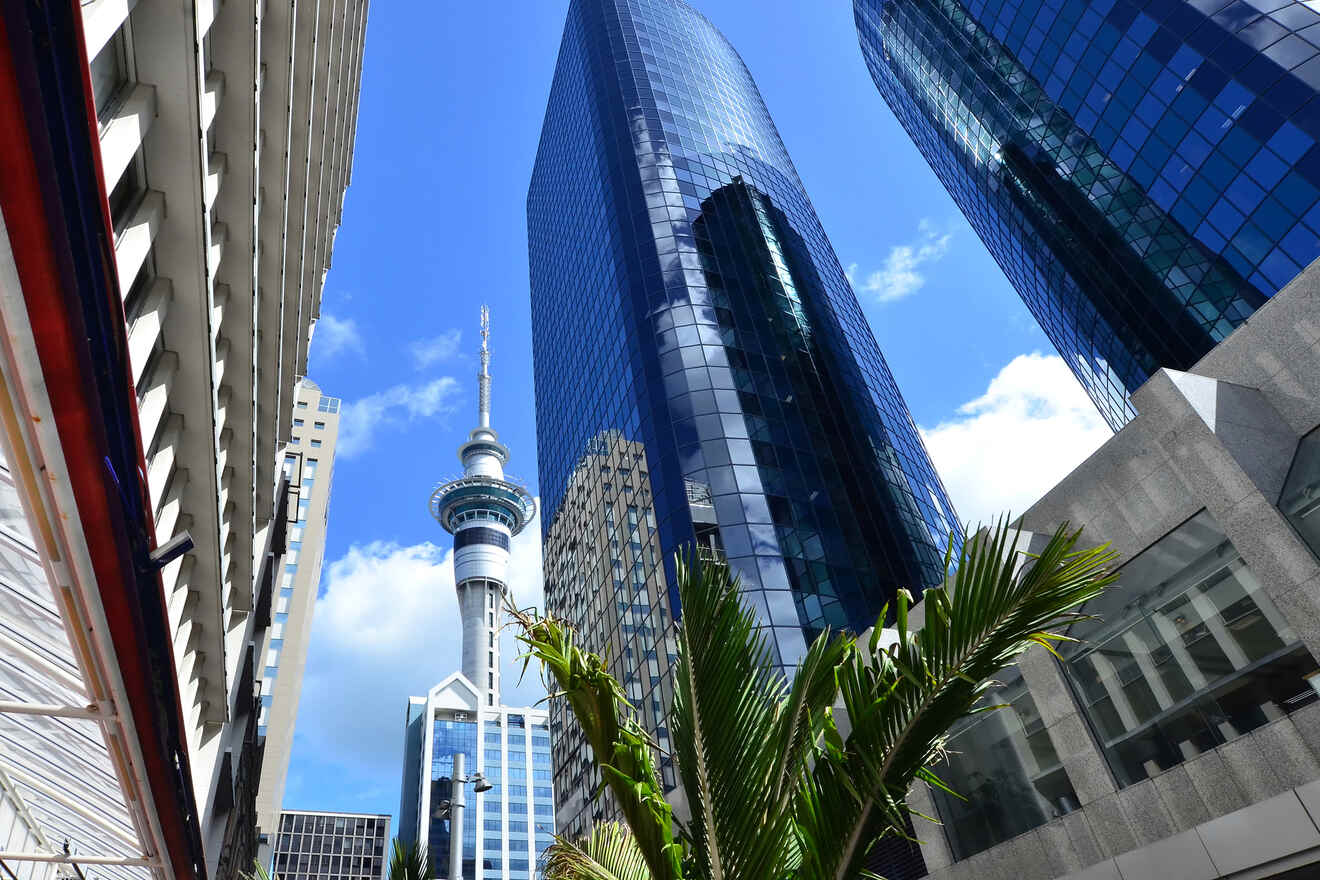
[478,304,491,429]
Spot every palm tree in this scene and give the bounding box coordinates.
[386,840,434,880]
[511,520,1117,880]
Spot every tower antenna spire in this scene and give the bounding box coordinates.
[478,305,491,429]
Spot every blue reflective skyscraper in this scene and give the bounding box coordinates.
[856,0,1320,427]
[528,0,956,849]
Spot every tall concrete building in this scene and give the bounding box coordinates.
[527,0,959,837]
[398,312,555,880]
[257,381,342,841]
[272,810,389,880]
[0,1,365,879]
[900,261,1320,879]
[855,0,1320,427]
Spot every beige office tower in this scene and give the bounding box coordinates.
[257,381,341,844]
[0,3,361,880]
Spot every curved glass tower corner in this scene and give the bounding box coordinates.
[527,0,957,860]
[856,0,1320,428]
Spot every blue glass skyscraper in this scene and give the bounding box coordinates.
[857,0,1320,427]
[527,0,956,852]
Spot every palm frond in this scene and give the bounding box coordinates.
[387,839,433,880]
[542,822,654,880]
[244,859,276,880]
[509,604,683,880]
[669,551,851,880]
[793,519,1118,880]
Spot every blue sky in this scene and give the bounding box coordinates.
[282,0,1112,830]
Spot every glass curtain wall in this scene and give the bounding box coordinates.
[1061,511,1319,787]
[928,668,1078,859]
[1280,427,1320,558]
[429,719,477,878]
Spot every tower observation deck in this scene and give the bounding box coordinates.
[429,307,535,706]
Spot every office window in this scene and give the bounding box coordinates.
[90,27,130,121]
[297,401,308,409]
[314,421,325,430]
[1062,511,1320,787]
[107,155,146,233]
[1280,428,1320,560]
[291,436,301,446]
[311,439,322,448]
[294,419,304,427]
[929,668,1076,860]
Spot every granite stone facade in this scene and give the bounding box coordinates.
[905,258,1320,879]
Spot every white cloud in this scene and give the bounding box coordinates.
[338,378,462,457]
[920,353,1113,529]
[292,507,546,783]
[854,219,954,303]
[409,329,463,369]
[311,313,365,360]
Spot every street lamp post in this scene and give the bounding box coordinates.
[435,753,492,880]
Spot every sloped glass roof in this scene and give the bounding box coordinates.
[0,451,152,880]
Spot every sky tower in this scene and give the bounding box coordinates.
[428,307,535,706]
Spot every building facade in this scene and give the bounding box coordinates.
[257,381,343,837]
[272,811,389,880]
[397,312,555,879]
[902,261,1320,879]
[399,689,556,880]
[0,0,364,878]
[527,0,960,837]
[855,0,1320,428]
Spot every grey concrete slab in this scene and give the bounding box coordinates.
[1063,748,1119,806]
[1113,829,1217,880]
[1249,719,1320,789]
[1197,791,1320,876]
[1038,820,1087,877]
[1294,778,1320,828]
[1060,858,1123,880]
[1061,808,1105,868]
[1265,578,1320,660]
[1218,734,1288,802]
[1151,765,1211,830]
[1084,793,1139,859]
[1289,702,1320,762]
[1116,779,1176,847]
[1182,750,1249,817]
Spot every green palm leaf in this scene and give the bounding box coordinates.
[543,822,654,880]
[669,551,851,880]
[387,840,434,880]
[793,520,1118,880]
[510,605,683,880]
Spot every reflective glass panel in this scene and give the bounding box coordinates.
[1280,428,1320,559]
[929,668,1078,860]
[1061,511,1319,787]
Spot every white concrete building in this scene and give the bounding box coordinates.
[0,1,366,880]
[257,381,342,841]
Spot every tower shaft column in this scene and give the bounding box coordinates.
[457,577,504,707]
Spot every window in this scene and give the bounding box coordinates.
[297,401,308,409]
[291,436,301,446]
[314,421,325,430]
[90,27,130,121]
[310,439,322,448]
[107,155,146,234]
[1061,511,1320,788]
[928,668,1076,860]
[294,418,304,427]
[1280,428,1320,560]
